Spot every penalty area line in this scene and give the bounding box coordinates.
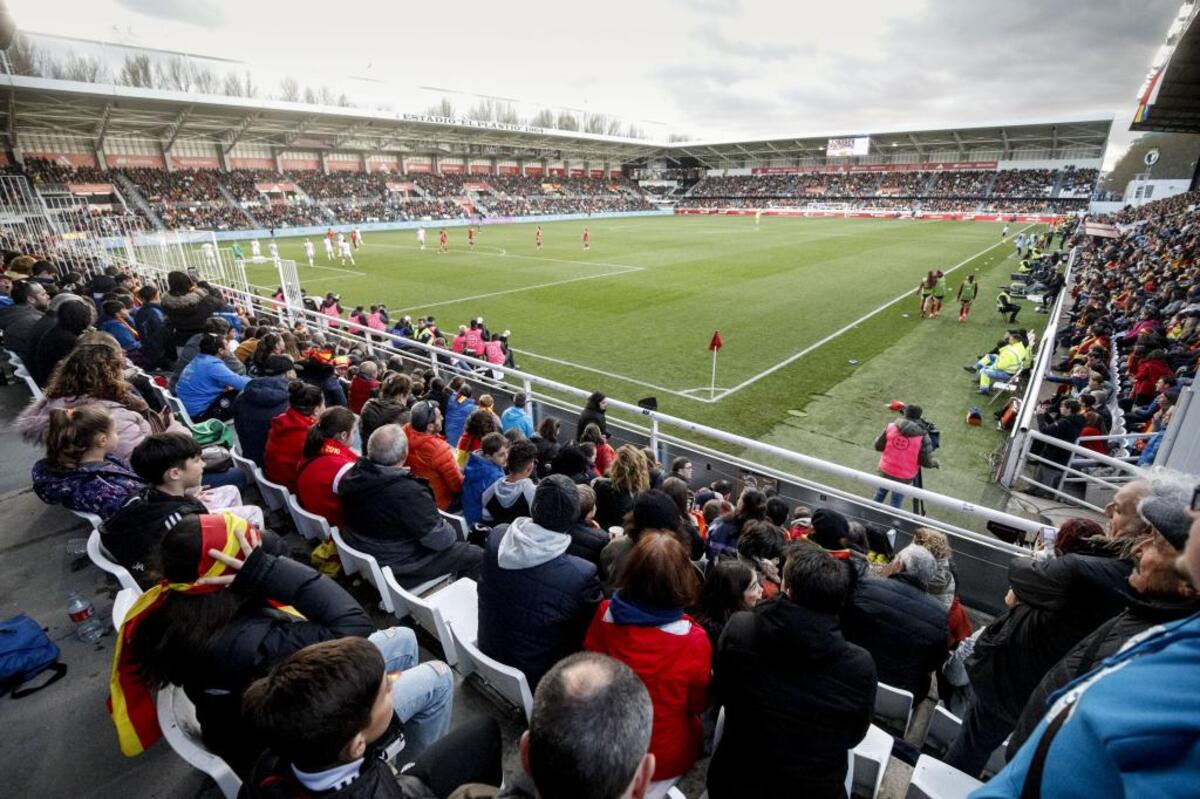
[513,348,717,403]
[390,265,643,314]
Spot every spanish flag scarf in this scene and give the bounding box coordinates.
[107,512,254,756]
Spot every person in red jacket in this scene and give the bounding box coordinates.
[1129,349,1173,406]
[347,361,381,414]
[263,382,323,491]
[403,400,463,511]
[295,406,359,529]
[585,531,711,782]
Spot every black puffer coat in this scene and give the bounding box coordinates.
[161,287,224,347]
[233,376,291,467]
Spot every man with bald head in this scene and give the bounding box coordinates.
[1103,477,1154,540]
[496,652,656,799]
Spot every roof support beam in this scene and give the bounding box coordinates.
[161,105,194,152]
[94,102,113,149]
[223,112,261,154]
[907,133,923,156]
[1000,128,1010,159]
[951,130,964,159]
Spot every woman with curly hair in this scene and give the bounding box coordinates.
[593,444,650,529]
[17,336,183,461]
[455,406,501,467]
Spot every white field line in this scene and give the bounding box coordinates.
[368,240,644,272]
[512,347,708,402]
[390,265,644,313]
[709,223,1037,402]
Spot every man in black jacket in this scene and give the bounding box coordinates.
[842,544,949,701]
[1008,489,1199,755]
[708,546,876,798]
[338,424,482,588]
[1032,398,1086,492]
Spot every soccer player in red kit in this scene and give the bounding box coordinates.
[534,225,543,250]
[350,229,360,250]
[438,229,448,254]
[582,227,590,250]
[468,226,476,248]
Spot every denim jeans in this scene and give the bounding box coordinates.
[945,687,1014,778]
[368,628,454,759]
[201,465,250,490]
[873,483,908,509]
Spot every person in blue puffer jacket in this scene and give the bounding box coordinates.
[461,433,507,527]
[973,496,1200,798]
[443,384,477,448]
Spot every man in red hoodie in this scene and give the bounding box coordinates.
[403,400,463,511]
[348,361,381,414]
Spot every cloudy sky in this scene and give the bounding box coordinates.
[8,0,1185,166]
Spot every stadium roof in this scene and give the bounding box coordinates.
[1132,2,1200,133]
[662,116,1115,168]
[0,75,663,163]
[0,75,1113,168]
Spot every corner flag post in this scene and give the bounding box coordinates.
[708,330,723,399]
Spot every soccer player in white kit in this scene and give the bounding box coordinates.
[339,239,355,265]
[1015,232,1026,254]
[200,242,217,264]
[1001,222,1010,239]
[303,239,316,267]
[417,227,426,250]
[250,239,261,259]
[353,227,363,248]
[268,241,279,260]
[323,235,335,261]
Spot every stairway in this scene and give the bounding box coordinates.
[217,182,260,228]
[1049,169,1067,199]
[111,171,166,230]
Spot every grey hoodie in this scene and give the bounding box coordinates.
[498,516,572,570]
[481,477,537,522]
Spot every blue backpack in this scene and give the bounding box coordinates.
[0,615,67,698]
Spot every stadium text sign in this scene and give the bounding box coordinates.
[752,161,997,175]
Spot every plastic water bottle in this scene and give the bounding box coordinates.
[67,591,105,643]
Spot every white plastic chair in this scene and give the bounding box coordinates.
[921,705,963,758]
[156,684,242,798]
[874,681,915,736]
[328,527,394,612]
[905,754,983,799]
[852,724,895,799]
[13,364,43,400]
[253,468,291,514]
[86,528,141,592]
[286,493,333,542]
[381,568,475,666]
[161,389,197,429]
[112,586,140,633]
[450,619,534,721]
[439,510,469,540]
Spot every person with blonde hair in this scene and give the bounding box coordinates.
[592,444,650,529]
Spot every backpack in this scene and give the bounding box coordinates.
[0,615,68,699]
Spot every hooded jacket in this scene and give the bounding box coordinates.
[264,408,317,491]
[101,489,207,584]
[477,513,603,690]
[442,395,476,449]
[842,573,949,700]
[347,375,380,415]
[170,332,246,391]
[132,302,172,369]
[499,406,534,438]
[176,353,252,417]
[359,398,408,447]
[707,597,877,798]
[874,417,938,480]
[337,459,460,580]
[575,394,608,440]
[233,376,291,467]
[402,424,463,510]
[241,748,437,799]
[17,396,166,464]
[161,288,224,346]
[461,452,504,527]
[480,477,536,525]
[31,455,146,519]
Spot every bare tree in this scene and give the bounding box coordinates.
[302,86,318,104]
[467,99,495,122]
[556,111,579,131]
[627,123,645,139]
[336,92,353,108]
[156,56,194,92]
[193,68,220,94]
[241,71,258,98]
[584,114,608,134]
[605,117,624,136]
[530,108,556,128]
[4,33,44,77]
[279,76,300,102]
[496,103,520,125]
[221,71,245,96]
[62,55,109,83]
[427,97,455,117]
[118,55,155,88]
[317,86,337,106]
[667,133,692,142]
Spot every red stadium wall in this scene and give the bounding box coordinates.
[676,208,1063,223]
[106,154,165,168]
[169,155,220,169]
[228,157,275,170]
[326,160,361,172]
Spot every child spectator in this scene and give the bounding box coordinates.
[295,407,359,529]
[481,439,538,526]
[462,432,508,527]
[32,405,144,518]
[264,382,324,491]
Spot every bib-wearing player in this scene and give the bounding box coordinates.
[467,226,476,248]
[582,227,590,250]
[339,238,355,266]
[917,271,936,318]
[438,229,448,254]
[755,210,762,225]
[957,274,979,323]
[930,270,948,318]
[417,227,427,250]
[1001,222,1010,239]
[535,225,543,250]
[1015,232,1026,255]
[303,239,316,267]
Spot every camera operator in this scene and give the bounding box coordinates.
[872,402,939,510]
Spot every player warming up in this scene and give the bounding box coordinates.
[303,239,316,267]
[352,227,363,249]
[917,270,935,318]
[438,229,448,254]
[930,270,947,318]
[582,227,590,250]
[535,225,543,250]
[468,226,476,249]
[957,274,978,323]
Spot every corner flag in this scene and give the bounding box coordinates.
[708,330,724,352]
[708,331,723,398]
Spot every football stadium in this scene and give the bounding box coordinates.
[1,1,1199,797]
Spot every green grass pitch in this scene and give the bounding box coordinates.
[213,215,1042,505]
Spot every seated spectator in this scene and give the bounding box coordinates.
[17,338,180,462]
[359,372,411,446]
[171,317,245,392]
[843,544,949,701]
[662,476,706,539]
[347,360,380,414]
[706,488,768,559]
[600,489,704,588]
[455,407,501,467]
[593,445,651,529]
[161,270,224,349]
[478,474,603,689]
[232,357,295,468]
[264,382,323,491]
[111,513,452,774]
[0,279,50,358]
[695,559,762,648]
[500,392,535,438]
[530,417,560,479]
[585,532,711,782]
[28,297,94,386]
[565,482,607,564]
[176,333,252,421]
[807,508,873,577]
[576,391,609,440]
[339,424,482,588]
[298,350,348,408]
[481,439,538,526]
[132,285,172,369]
[241,638,501,798]
[462,432,508,527]
[734,521,787,600]
[708,546,876,798]
[32,404,144,518]
[549,443,591,484]
[295,407,359,530]
[443,384,476,447]
[499,652,656,799]
[98,299,142,358]
[580,423,615,477]
[402,400,463,511]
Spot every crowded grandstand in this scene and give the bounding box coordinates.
[2,3,1200,799]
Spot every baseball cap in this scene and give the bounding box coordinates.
[261,356,294,377]
[409,400,438,432]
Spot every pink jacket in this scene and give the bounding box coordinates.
[17,395,186,463]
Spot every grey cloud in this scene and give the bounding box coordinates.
[655,63,753,86]
[695,28,795,62]
[115,0,224,27]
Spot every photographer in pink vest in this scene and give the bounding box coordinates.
[872,403,939,509]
